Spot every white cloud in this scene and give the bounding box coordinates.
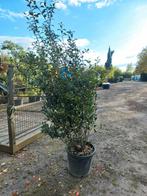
[0,8,24,21]
[67,0,116,8]
[69,0,97,6]
[96,1,107,8]
[24,0,116,9]
[68,0,80,6]
[76,38,90,47]
[84,49,106,64]
[95,0,116,9]
[0,36,90,49]
[80,0,97,2]
[0,36,34,49]
[55,1,67,10]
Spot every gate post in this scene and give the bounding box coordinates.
[7,64,16,154]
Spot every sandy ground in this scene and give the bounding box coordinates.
[0,81,147,196]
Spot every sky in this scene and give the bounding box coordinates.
[0,0,147,70]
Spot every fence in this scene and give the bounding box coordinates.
[0,65,46,154]
[0,103,9,146]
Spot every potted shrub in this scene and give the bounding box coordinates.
[102,82,111,89]
[26,0,98,177]
[42,66,97,177]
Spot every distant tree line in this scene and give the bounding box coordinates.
[1,40,147,86]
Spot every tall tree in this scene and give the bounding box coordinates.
[126,63,133,73]
[1,40,26,64]
[135,47,147,74]
[105,47,114,69]
[1,40,28,87]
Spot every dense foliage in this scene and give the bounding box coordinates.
[26,0,98,149]
[135,47,147,74]
[122,63,134,79]
[0,40,27,86]
[94,65,123,84]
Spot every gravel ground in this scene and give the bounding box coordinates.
[0,81,147,196]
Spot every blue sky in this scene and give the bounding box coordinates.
[0,0,147,70]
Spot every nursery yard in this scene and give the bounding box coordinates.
[0,81,147,196]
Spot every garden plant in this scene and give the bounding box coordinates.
[26,0,98,177]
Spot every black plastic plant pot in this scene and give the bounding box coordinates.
[102,83,110,89]
[14,98,22,106]
[29,96,40,103]
[67,144,95,177]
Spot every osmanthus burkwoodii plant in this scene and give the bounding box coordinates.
[25,0,98,156]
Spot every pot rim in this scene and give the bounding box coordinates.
[67,142,96,158]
